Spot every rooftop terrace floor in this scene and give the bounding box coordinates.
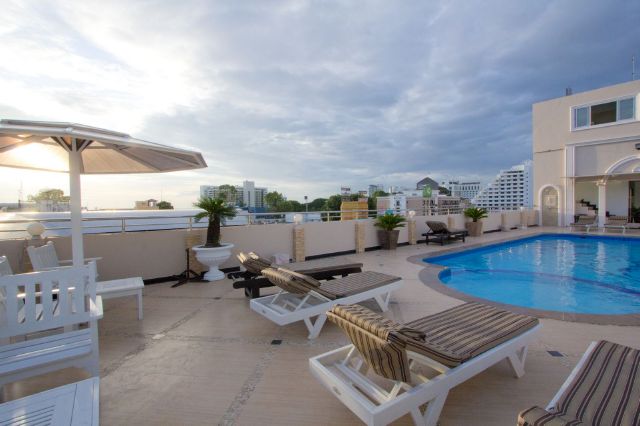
[3,227,639,425]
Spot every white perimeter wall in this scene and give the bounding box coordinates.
[0,211,537,280]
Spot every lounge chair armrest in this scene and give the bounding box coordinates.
[90,295,104,320]
[59,257,102,265]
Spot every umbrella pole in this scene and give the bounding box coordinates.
[69,147,84,267]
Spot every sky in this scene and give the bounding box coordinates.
[0,0,639,209]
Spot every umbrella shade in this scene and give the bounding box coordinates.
[0,120,206,173]
[0,119,208,266]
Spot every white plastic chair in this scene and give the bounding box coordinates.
[27,241,101,276]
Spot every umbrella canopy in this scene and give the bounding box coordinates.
[0,119,207,266]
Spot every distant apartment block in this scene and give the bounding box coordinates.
[533,80,640,226]
[134,199,159,210]
[441,180,481,199]
[377,194,462,215]
[472,161,532,210]
[200,180,267,209]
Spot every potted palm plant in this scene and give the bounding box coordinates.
[464,207,488,237]
[374,213,406,249]
[191,196,237,281]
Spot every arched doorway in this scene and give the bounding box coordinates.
[540,186,559,226]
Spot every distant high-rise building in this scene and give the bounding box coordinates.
[415,177,440,191]
[472,161,533,210]
[200,181,268,209]
[368,184,385,196]
[441,181,482,200]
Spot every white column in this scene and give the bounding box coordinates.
[69,146,84,267]
[597,182,607,229]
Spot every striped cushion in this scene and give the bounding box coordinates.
[327,305,412,382]
[317,271,401,299]
[404,302,539,367]
[237,252,272,275]
[538,341,639,426]
[286,257,363,275]
[517,406,575,425]
[261,267,322,295]
[426,221,448,234]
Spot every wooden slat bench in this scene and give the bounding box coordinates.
[0,377,99,425]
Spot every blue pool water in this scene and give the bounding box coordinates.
[426,234,640,315]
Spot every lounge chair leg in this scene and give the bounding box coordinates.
[411,391,448,426]
[373,293,391,312]
[304,314,328,339]
[507,346,528,378]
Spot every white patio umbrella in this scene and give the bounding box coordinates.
[0,119,207,266]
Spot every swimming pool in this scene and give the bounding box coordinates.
[425,234,640,315]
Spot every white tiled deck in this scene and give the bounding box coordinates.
[3,228,639,425]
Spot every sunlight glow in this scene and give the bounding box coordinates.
[6,143,68,172]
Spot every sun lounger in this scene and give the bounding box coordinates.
[569,216,597,232]
[603,215,630,234]
[232,252,363,298]
[249,267,402,339]
[422,221,468,245]
[310,302,540,426]
[518,340,639,426]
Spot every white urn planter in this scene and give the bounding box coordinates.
[192,243,234,281]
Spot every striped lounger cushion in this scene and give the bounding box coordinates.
[518,340,640,426]
[327,304,423,382]
[286,258,363,275]
[262,268,400,300]
[327,303,539,383]
[403,302,539,367]
[317,271,400,299]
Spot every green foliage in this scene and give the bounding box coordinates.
[438,186,451,196]
[371,190,389,197]
[217,184,238,204]
[157,201,173,210]
[194,197,237,247]
[307,198,327,211]
[325,194,343,211]
[348,194,360,201]
[368,190,389,211]
[28,189,70,203]
[374,213,406,231]
[464,207,488,222]
[264,191,285,211]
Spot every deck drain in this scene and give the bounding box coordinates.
[213,297,221,300]
[271,339,282,345]
[547,350,564,357]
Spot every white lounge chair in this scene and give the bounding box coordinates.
[603,215,629,234]
[569,216,597,232]
[27,241,101,275]
[518,340,639,425]
[0,256,12,276]
[0,377,99,425]
[0,264,102,388]
[310,303,541,426]
[27,242,144,320]
[250,267,403,339]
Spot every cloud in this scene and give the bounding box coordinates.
[0,0,638,207]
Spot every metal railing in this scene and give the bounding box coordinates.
[0,206,528,240]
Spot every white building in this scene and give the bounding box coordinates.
[376,194,462,215]
[200,181,268,209]
[533,80,640,227]
[472,161,533,210]
[441,181,482,199]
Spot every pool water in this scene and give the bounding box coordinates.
[426,234,640,315]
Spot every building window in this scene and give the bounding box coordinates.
[573,96,636,130]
